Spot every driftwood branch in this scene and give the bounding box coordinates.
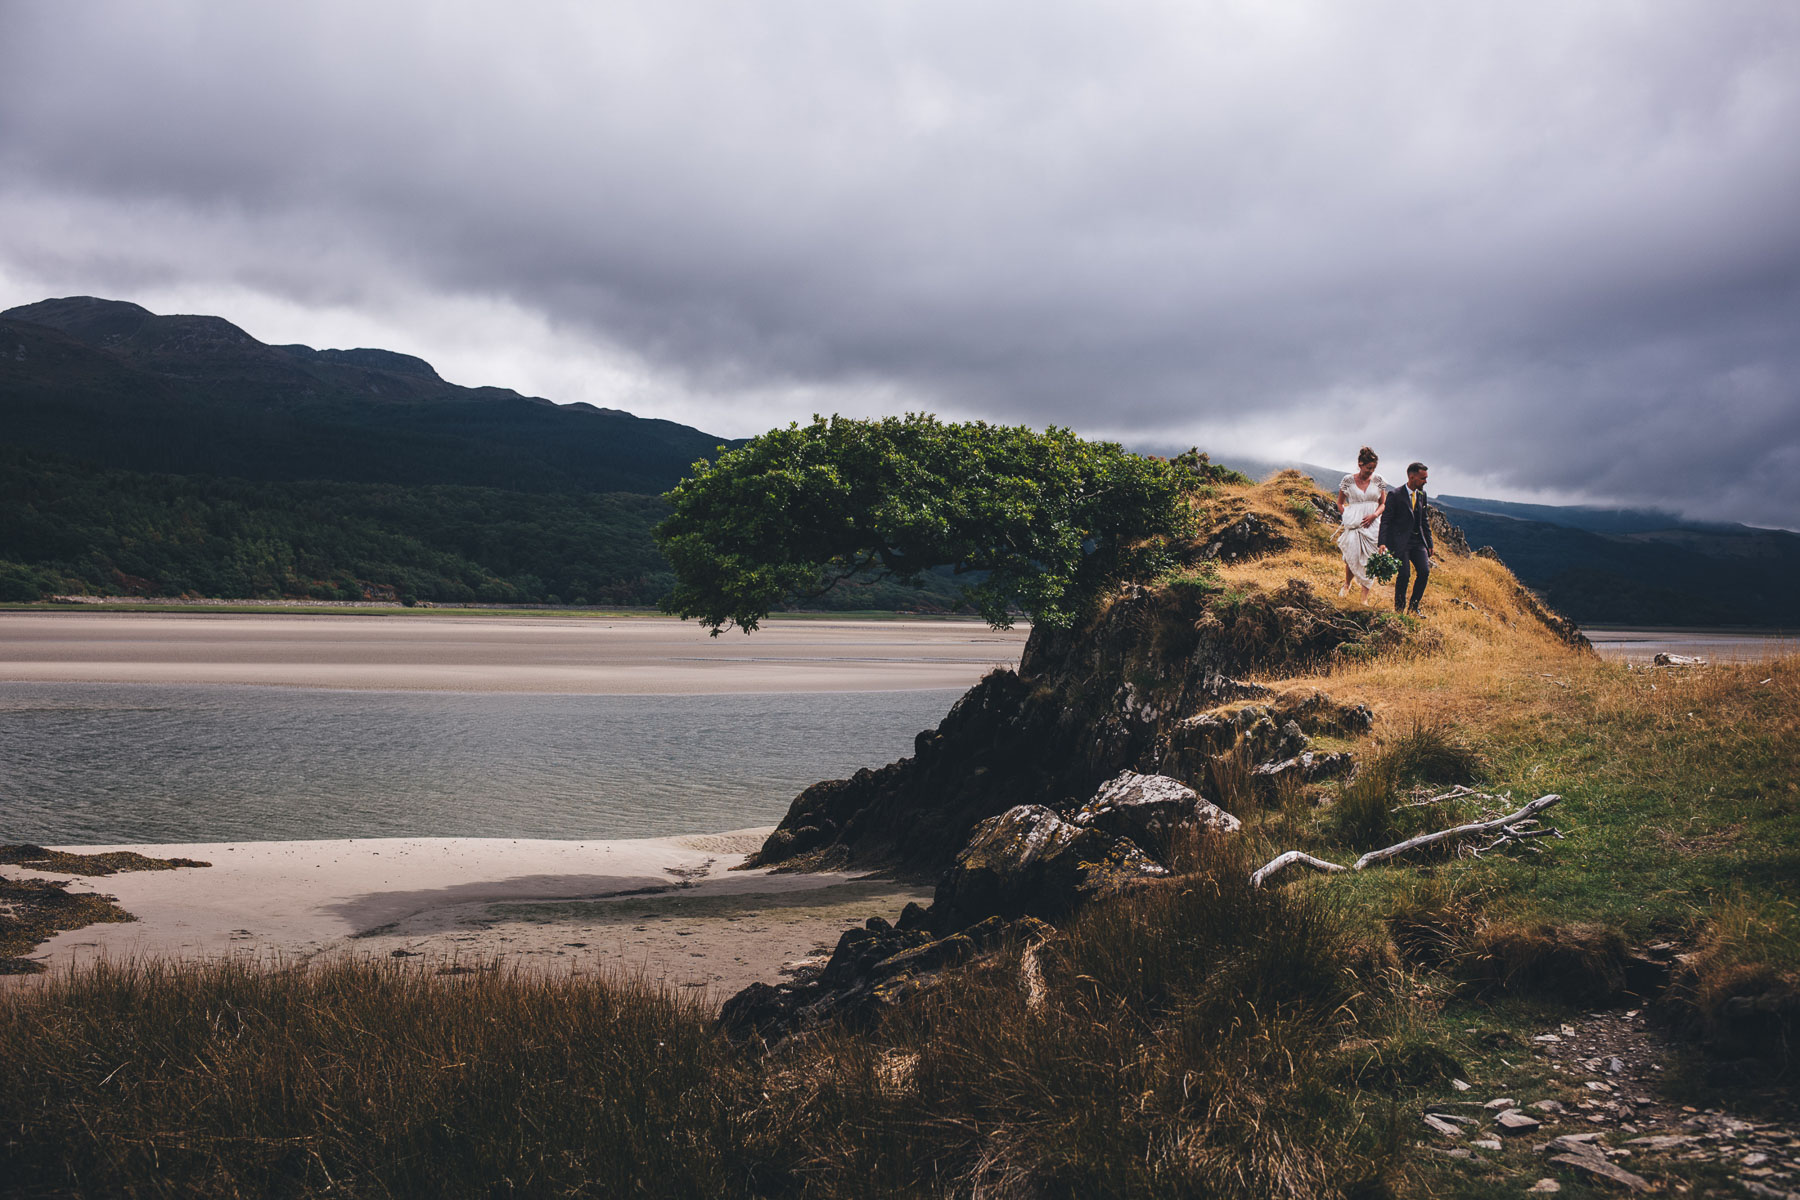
[1248,851,1349,888]
[1250,794,1565,887]
[1392,784,1506,812]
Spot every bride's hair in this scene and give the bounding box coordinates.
[1357,446,1378,467]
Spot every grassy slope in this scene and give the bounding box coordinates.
[1,472,1794,1198]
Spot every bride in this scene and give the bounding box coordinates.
[1337,446,1388,603]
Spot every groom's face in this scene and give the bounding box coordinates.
[1409,468,1428,490]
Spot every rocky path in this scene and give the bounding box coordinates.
[1420,1007,1799,1195]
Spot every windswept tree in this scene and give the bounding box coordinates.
[655,414,1189,633]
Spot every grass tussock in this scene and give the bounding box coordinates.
[0,958,739,1198]
[1330,721,1485,847]
[743,834,1402,1199]
[1661,893,1800,1069]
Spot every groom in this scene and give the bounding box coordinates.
[1377,462,1434,613]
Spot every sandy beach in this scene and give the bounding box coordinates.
[7,833,932,999]
[0,611,1028,693]
[0,612,991,994]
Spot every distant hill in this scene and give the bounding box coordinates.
[1434,494,1752,537]
[0,296,733,495]
[0,297,976,613]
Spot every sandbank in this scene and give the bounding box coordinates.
[1584,627,1798,664]
[0,612,1027,693]
[6,834,932,1001]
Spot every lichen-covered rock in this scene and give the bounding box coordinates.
[931,804,1168,929]
[1252,750,1357,790]
[1071,770,1242,851]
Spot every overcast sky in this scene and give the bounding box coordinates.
[3,2,1797,525]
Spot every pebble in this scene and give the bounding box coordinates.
[1526,1179,1561,1193]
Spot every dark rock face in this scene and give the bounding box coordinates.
[718,913,1047,1041]
[1199,512,1285,563]
[748,580,1387,878]
[930,803,1170,930]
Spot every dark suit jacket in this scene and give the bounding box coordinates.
[1377,484,1434,555]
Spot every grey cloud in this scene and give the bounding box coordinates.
[2,1,1797,525]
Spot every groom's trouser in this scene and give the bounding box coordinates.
[1393,541,1430,612]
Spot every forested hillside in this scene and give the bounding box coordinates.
[0,297,731,494]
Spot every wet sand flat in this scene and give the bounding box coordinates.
[1584,627,1798,664]
[0,612,1027,693]
[7,834,932,1002]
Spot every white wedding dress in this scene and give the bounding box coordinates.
[1337,472,1386,586]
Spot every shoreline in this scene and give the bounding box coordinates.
[0,611,1028,694]
[4,833,932,1001]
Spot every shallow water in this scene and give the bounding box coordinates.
[0,682,961,844]
[1582,627,1797,663]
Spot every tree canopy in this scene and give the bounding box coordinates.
[655,414,1189,633]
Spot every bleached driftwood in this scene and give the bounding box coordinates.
[1248,851,1349,889]
[1392,784,1505,812]
[1250,794,1564,887]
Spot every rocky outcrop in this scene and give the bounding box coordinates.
[719,913,1052,1040]
[1071,770,1241,847]
[930,803,1171,930]
[1198,512,1284,563]
[726,771,1235,1040]
[1429,506,1471,556]
[1252,750,1357,791]
[1509,582,1595,652]
[748,578,1390,877]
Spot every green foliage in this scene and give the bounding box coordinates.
[1156,562,1222,597]
[0,447,674,606]
[656,414,1188,633]
[1170,447,1253,487]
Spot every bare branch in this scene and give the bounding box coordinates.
[1392,784,1506,812]
[1352,794,1563,870]
[1249,850,1349,888]
[1250,794,1565,887]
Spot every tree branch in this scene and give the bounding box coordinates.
[1249,851,1350,888]
[1250,794,1565,887]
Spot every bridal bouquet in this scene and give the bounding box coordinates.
[1365,549,1401,584]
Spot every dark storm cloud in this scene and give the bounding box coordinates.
[2,2,1797,524]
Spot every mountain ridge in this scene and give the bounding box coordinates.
[0,296,733,495]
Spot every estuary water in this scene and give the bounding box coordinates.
[0,682,963,845]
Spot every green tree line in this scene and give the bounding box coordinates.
[0,448,674,605]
